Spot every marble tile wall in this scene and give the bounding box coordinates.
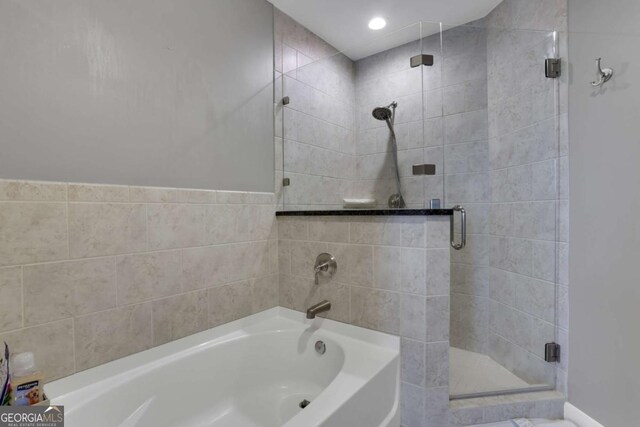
[275,9,358,209]
[0,179,278,381]
[277,215,452,427]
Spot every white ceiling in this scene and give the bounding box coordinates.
[268,0,503,60]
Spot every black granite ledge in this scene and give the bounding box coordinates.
[276,209,453,217]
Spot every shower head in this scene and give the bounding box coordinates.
[372,102,397,121]
[372,106,392,121]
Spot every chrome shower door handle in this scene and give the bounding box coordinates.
[450,205,466,250]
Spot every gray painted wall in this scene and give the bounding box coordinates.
[0,0,274,192]
[569,0,640,424]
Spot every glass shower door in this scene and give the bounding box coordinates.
[421,21,446,209]
[441,20,561,397]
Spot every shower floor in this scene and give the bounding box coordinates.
[449,347,530,396]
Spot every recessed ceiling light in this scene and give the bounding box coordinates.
[368,17,386,30]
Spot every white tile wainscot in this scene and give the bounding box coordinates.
[0,179,279,381]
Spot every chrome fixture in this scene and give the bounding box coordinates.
[314,253,337,285]
[450,205,466,250]
[412,164,436,175]
[315,340,326,355]
[544,342,561,363]
[306,300,331,319]
[545,58,561,78]
[371,102,396,121]
[410,54,434,68]
[429,198,441,209]
[299,399,311,409]
[591,57,613,87]
[388,194,404,208]
[372,101,405,208]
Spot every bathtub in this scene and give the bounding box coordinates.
[45,307,400,427]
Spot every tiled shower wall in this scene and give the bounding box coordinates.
[351,24,493,356]
[276,214,565,427]
[0,180,278,381]
[484,0,568,388]
[276,10,445,210]
[275,9,358,209]
[439,24,491,356]
[275,0,569,408]
[353,24,489,214]
[277,215,452,426]
[353,37,435,207]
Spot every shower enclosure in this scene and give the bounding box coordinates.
[275,15,562,399]
[444,21,562,398]
[275,22,444,210]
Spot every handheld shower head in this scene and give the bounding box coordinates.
[371,101,404,208]
[372,106,392,121]
[372,101,398,121]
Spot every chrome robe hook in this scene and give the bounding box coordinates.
[591,58,613,87]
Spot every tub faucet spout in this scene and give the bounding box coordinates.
[306,300,331,319]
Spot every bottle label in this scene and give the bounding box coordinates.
[13,381,41,406]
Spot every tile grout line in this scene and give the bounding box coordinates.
[19,266,24,331]
[71,316,76,376]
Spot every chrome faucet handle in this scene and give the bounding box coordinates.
[314,261,331,272]
[314,261,329,285]
[314,253,337,285]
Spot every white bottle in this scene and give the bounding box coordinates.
[11,352,44,406]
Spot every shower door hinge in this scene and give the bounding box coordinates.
[412,164,436,175]
[545,58,561,78]
[410,54,434,68]
[282,96,290,105]
[282,177,290,187]
[544,342,561,362]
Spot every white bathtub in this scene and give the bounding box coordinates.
[45,307,400,427]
